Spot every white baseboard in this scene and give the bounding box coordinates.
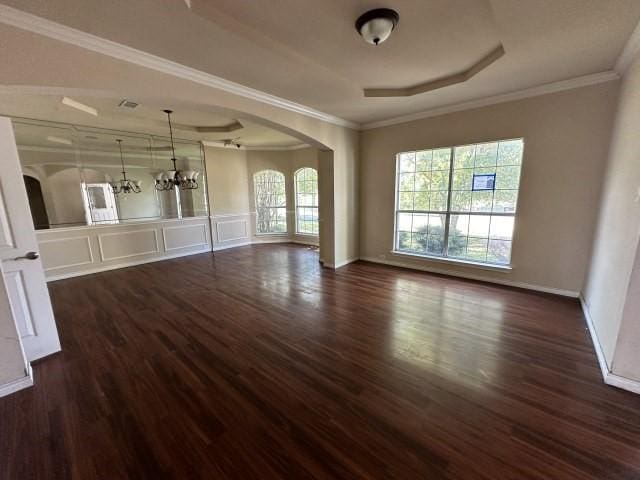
[359,256,579,297]
[580,294,640,395]
[606,373,640,395]
[46,246,211,281]
[211,240,253,252]
[212,238,318,252]
[291,239,320,247]
[579,295,610,379]
[321,257,359,269]
[0,364,33,398]
[252,237,292,245]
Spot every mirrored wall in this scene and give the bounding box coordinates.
[13,118,208,229]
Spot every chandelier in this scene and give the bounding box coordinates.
[110,139,142,194]
[155,109,200,191]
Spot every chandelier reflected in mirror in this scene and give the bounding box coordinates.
[110,139,142,194]
[155,109,200,191]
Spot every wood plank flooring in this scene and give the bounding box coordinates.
[2,243,640,479]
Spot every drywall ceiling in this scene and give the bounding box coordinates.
[1,0,639,125]
[0,92,305,147]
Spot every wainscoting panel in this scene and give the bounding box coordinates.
[36,217,212,281]
[39,236,93,272]
[163,223,208,252]
[209,213,320,252]
[216,219,248,243]
[211,213,252,249]
[98,229,159,262]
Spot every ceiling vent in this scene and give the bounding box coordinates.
[118,99,139,109]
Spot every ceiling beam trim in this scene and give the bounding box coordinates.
[202,140,309,151]
[364,44,505,98]
[195,121,243,133]
[0,5,359,130]
[362,70,620,130]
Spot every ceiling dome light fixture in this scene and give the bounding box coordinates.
[355,8,399,46]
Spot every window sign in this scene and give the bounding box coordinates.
[472,173,496,191]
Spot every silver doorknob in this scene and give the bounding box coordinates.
[14,251,39,261]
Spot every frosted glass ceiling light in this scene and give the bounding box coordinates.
[356,8,399,46]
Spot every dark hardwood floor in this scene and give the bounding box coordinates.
[2,243,640,479]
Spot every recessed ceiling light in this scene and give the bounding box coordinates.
[355,8,399,46]
[61,97,98,116]
[46,135,72,145]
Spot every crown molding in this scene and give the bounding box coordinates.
[202,141,310,151]
[615,19,640,74]
[0,5,629,134]
[0,5,359,130]
[361,71,620,130]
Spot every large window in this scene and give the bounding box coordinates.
[294,167,319,235]
[394,139,524,266]
[254,170,287,234]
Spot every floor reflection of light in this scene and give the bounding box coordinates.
[390,277,506,391]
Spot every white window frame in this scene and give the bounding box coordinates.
[393,138,524,269]
[253,170,287,235]
[294,167,319,236]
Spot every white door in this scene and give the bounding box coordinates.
[0,259,31,397]
[0,117,61,361]
[84,183,119,224]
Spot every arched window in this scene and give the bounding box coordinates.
[294,167,319,235]
[254,170,287,234]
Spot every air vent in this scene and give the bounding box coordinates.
[118,99,139,109]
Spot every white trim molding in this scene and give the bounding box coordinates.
[321,257,359,269]
[580,295,610,380]
[211,240,253,252]
[615,19,640,74]
[97,228,159,262]
[38,218,213,280]
[213,219,249,243]
[39,235,94,272]
[0,364,33,398]
[360,256,579,297]
[0,4,358,130]
[361,71,620,130]
[580,295,640,395]
[162,223,209,252]
[202,141,311,151]
[45,246,210,282]
[606,373,640,395]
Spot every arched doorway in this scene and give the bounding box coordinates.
[23,175,50,230]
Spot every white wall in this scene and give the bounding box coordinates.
[583,51,640,376]
[360,81,619,295]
